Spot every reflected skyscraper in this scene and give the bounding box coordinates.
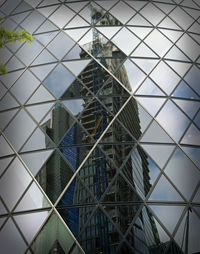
[0,1,199,254]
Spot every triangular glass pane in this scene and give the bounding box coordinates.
[112,27,140,55]
[5,55,25,72]
[182,146,200,168]
[141,120,173,143]
[63,43,91,61]
[40,103,75,145]
[35,20,58,33]
[132,58,158,74]
[136,97,166,116]
[25,102,54,123]
[95,1,116,11]
[0,219,27,254]
[4,109,37,151]
[165,60,191,77]
[35,150,75,204]
[141,144,175,169]
[0,156,13,176]
[0,135,14,157]
[169,7,194,30]
[150,61,180,95]
[131,42,158,58]
[158,16,181,30]
[64,27,90,43]
[144,29,173,57]
[159,29,183,43]
[165,45,190,62]
[172,80,199,100]
[31,49,57,65]
[122,59,145,93]
[15,180,50,212]
[14,211,49,243]
[0,82,7,100]
[128,27,153,40]
[149,174,183,201]
[34,31,58,46]
[37,5,58,17]
[135,78,165,96]
[63,59,91,77]
[0,157,32,210]
[181,124,200,146]
[188,22,200,34]
[0,69,24,89]
[0,108,18,131]
[65,14,89,29]
[140,3,166,26]
[172,99,199,118]
[156,100,190,141]
[164,148,200,201]
[47,32,75,60]
[10,69,40,105]
[43,64,75,98]
[0,92,18,111]
[26,84,55,104]
[62,99,85,118]
[66,2,88,13]
[109,1,136,24]
[21,127,55,153]
[184,65,200,95]
[20,150,54,177]
[30,212,76,253]
[48,5,75,28]
[127,13,152,26]
[12,2,32,14]
[154,2,175,14]
[149,205,185,234]
[96,26,121,39]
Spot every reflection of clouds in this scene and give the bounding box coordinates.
[182,146,200,167]
[150,205,184,234]
[164,148,200,200]
[136,78,163,95]
[149,175,182,201]
[44,64,75,98]
[181,124,200,146]
[14,211,48,243]
[62,99,84,116]
[184,66,200,94]
[0,158,32,210]
[150,62,180,94]
[16,182,49,211]
[124,59,145,92]
[156,100,190,141]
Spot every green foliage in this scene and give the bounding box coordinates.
[0,17,33,75]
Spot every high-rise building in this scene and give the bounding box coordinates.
[0,1,200,254]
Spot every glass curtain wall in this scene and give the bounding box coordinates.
[0,0,200,253]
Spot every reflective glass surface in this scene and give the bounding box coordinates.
[1,1,200,254]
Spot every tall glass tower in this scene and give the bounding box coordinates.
[0,0,200,254]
